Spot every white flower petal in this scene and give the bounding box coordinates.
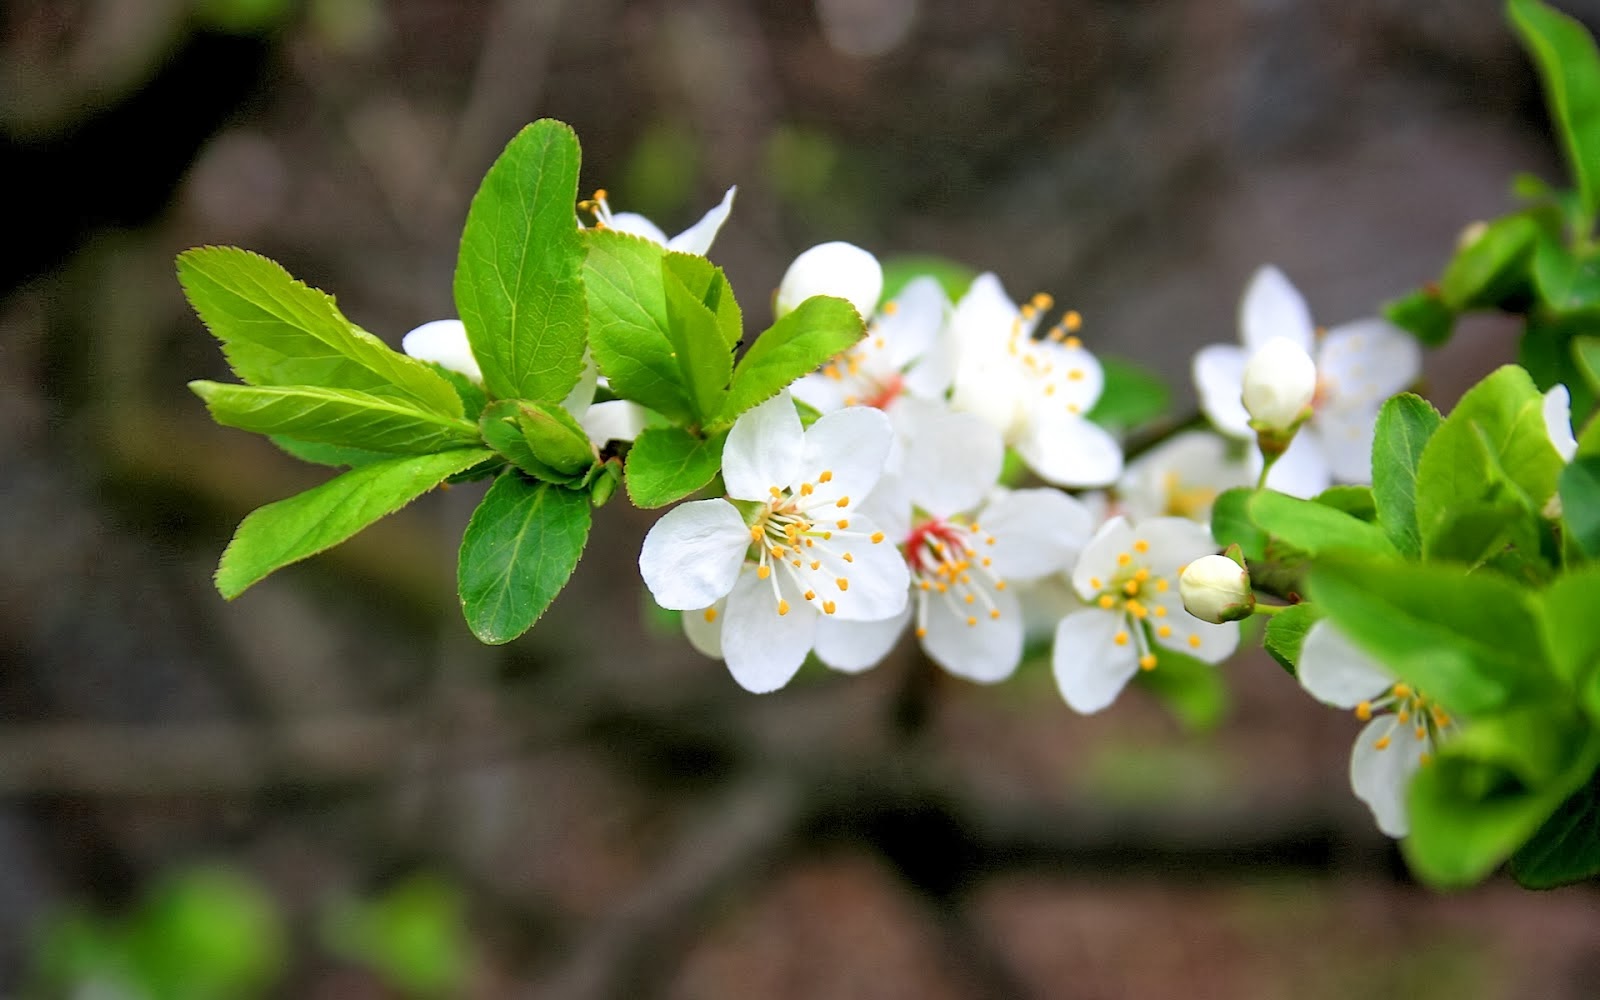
[1131,516,1217,576]
[812,513,909,621]
[980,489,1095,581]
[638,499,749,610]
[1148,600,1239,664]
[877,276,947,371]
[797,405,895,507]
[561,352,600,415]
[1014,409,1124,488]
[857,472,914,542]
[581,399,647,445]
[401,319,482,383]
[721,570,816,693]
[1351,715,1426,838]
[722,390,804,501]
[922,585,1024,683]
[665,185,737,257]
[1252,426,1332,497]
[775,241,883,320]
[898,405,1004,517]
[1052,608,1140,713]
[949,273,1019,362]
[1544,384,1578,462]
[605,212,671,246]
[1071,517,1135,598]
[814,605,910,673]
[1117,430,1249,523]
[1317,318,1422,410]
[682,602,725,659]
[1240,265,1315,354]
[1298,619,1393,709]
[1314,405,1378,483]
[1193,344,1251,438]
[788,371,848,414]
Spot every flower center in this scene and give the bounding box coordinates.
[825,327,906,410]
[747,470,886,617]
[1086,540,1190,670]
[1007,293,1093,416]
[903,516,1003,635]
[1160,473,1218,520]
[578,188,614,228]
[1354,683,1451,760]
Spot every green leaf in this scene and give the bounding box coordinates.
[1246,490,1398,557]
[1132,645,1229,732]
[1262,603,1319,675]
[1211,487,1267,562]
[190,381,481,453]
[1424,496,1549,580]
[1561,456,1600,557]
[661,256,733,421]
[1370,393,1442,557]
[1382,288,1456,347]
[1508,0,1600,225]
[1438,214,1539,310]
[215,448,493,598]
[625,426,728,507]
[583,229,696,423]
[1308,555,1557,717]
[271,436,392,469]
[1414,365,1565,554]
[664,251,742,349]
[477,400,584,484]
[1405,716,1600,887]
[426,363,489,422]
[715,295,864,426]
[177,246,461,417]
[457,473,591,644]
[1087,356,1172,433]
[1542,564,1600,692]
[454,120,588,403]
[1510,767,1600,888]
[1312,484,1377,522]
[1576,334,1600,393]
[1534,234,1600,310]
[1520,314,1598,428]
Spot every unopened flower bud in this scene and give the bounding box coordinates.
[402,319,483,383]
[1179,554,1255,624]
[1241,337,1316,432]
[775,241,883,321]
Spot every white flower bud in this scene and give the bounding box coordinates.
[1241,337,1317,431]
[402,319,482,383]
[1178,554,1255,624]
[775,241,883,321]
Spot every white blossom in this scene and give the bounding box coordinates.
[789,276,953,415]
[585,186,737,256]
[775,241,884,321]
[402,319,482,384]
[1178,554,1254,624]
[1241,337,1316,431]
[1116,430,1250,523]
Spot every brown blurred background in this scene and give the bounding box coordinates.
[4,0,1600,996]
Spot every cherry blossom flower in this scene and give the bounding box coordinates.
[1115,430,1250,524]
[583,186,737,256]
[402,319,482,384]
[948,273,1123,488]
[1193,266,1421,496]
[1052,516,1238,713]
[789,276,953,416]
[1298,620,1455,838]
[812,407,1095,682]
[638,391,909,692]
[775,241,884,321]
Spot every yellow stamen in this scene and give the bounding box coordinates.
[819,470,834,483]
[757,565,771,580]
[837,519,850,529]
[704,608,718,623]
[1098,595,1116,609]
[871,532,885,544]
[1113,631,1129,646]
[967,616,978,627]
[1186,634,1201,649]
[823,601,837,615]
[837,577,849,591]
[1355,701,1372,721]
[777,600,790,616]
[836,496,850,508]
[1139,654,1158,670]
[1133,540,1149,554]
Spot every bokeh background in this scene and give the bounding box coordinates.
[4,0,1600,996]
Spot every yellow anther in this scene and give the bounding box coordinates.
[1067,403,1081,414]
[1113,631,1130,647]
[819,470,834,483]
[1157,624,1173,639]
[822,531,833,540]
[1152,605,1167,617]
[1154,579,1169,593]
[1415,726,1426,740]
[990,609,1001,620]
[1064,310,1083,333]
[769,486,782,498]
[1419,751,1431,766]
[1133,568,1150,582]
[837,519,850,529]
[1117,552,1133,567]
[881,301,899,315]
[1139,654,1158,671]
[837,577,849,591]
[1097,595,1115,609]
[836,496,850,508]
[981,557,992,567]
[919,580,932,591]
[1044,384,1057,396]
[1064,336,1082,349]
[1127,600,1148,620]
[1392,683,1412,699]
[986,536,996,545]
[1031,292,1054,310]
[704,607,718,623]
[1123,580,1141,597]
[966,616,978,627]
[777,600,790,616]
[916,627,928,638]
[1374,735,1391,751]
[1355,700,1372,721]
[964,593,976,604]
[995,580,1007,591]
[1089,576,1102,589]
[810,560,820,570]
[770,545,785,559]
[1187,634,1201,649]
[843,552,854,563]
[1398,709,1410,724]
[750,525,764,542]
[1068,369,1084,381]
[871,532,885,544]
[800,482,815,496]
[823,600,837,615]
[757,565,771,580]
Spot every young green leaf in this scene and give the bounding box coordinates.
[270,437,392,469]
[177,247,462,417]
[1246,490,1397,557]
[1414,365,1564,555]
[661,257,733,421]
[664,251,743,349]
[1508,0,1600,226]
[1311,485,1377,523]
[584,229,696,423]
[1370,393,1442,557]
[1510,767,1600,889]
[1438,213,1539,310]
[190,382,481,453]
[1540,564,1600,691]
[215,448,493,598]
[624,426,727,508]
[1262,602,1319,675]
[457,473,592,644]
[1575,334,1600,392]
[477,401,582,484]
[714,295,864,427]
[1087,356,1172,434]
[1308,555,1557,716]
[1381,288,1456,347]
[454,119,588,404]
[1560,456,1600,557]
[1534,234,1600,310]
[1211,487,1267,562]
[514,400,596,476]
